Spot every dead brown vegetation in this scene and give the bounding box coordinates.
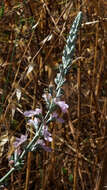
[0,0,107,190]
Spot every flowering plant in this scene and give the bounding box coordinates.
[0,11,82,185]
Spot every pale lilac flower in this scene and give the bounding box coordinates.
[43,93,69,113]
[51,112,65,123]
[24,108,42,117]
[28,117,40,127]
[57,117,65,123]
[13,134,27,148]
[54,99,69,113]
[36,139,52,152]
[13,135,27,158]
[42,93,51,102]
[51,112,58,118]
[42,125,52,142]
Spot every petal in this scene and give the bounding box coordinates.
[42,93,51,102]
[35,108,42,115]
[24,108,42,117]
[57,117,65,123]
[37,139,52,152]
[24,110,38,117]
[41,145,52,152]
[51,112,58,118]
[54,100,69,113]
[13,134,27,148]
[44,136,53,142]
[20,134,27,143]
[28,117,40,126]
[41,125,53,142]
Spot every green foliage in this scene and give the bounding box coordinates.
[0,2,4,19]
[68,174,73,183]
[61,167,67,175]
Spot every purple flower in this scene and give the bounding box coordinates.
[43,93,69,113]
[28,117,40,127]
[54,99,69,113]
[51,112,58,118]
[42,93,51,102]
[51,112,65,123]
[36,139,52,152]
[13,134,27,148]
[42,125,52,142]
[57,117,65,123]
[24,108,42,117]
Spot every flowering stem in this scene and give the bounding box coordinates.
[0,127,42,184]
[0,12,82,185]
[0,110,51,185]
[20,124,43,160]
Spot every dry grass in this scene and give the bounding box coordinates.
[0,0,107,190]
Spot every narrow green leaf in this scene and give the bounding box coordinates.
[68,174,73,182]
